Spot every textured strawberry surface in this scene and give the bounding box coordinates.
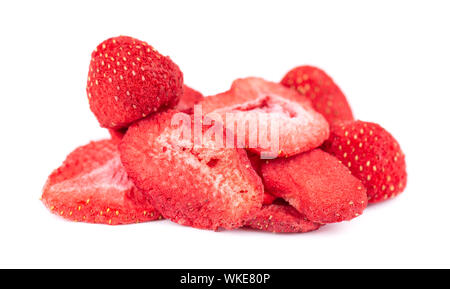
[261,149,367,223]
[175,85,203,113]
[322,120,407,203]
[87,36,183,128]
[281,65,354,124]
[41,140,161,225]
[201,77,329,157]
[119,110,264,230]
[246,203,321,233]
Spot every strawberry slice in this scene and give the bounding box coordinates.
[281,65,354,124]
[119,110,264,230]
[175,85,203,113]
[87,36,183,129]
[41,140,161,225]
[261,149,367,223]
[246,203,322,233]
[201,77,329,158]
[322,120,407,203]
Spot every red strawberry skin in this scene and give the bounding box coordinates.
[175,85,203,113]
[246,203,321,233]
[281,65,354,123]
[261,149,367,223]
[41,140,161,225]
[201,77,329,158]
[87,36,183,129]
[119,110,264,231]
[322,120,407,203]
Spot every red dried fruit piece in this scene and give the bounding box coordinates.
[246,203,321,233]
[261,149,367,223]
[87,36,183,129]
[201,77,329,158]
[175,85,203,113]
[119,110,264,230]
[108,128,127,144]
[281,65,354,124]
[41,140,161,225]
[322,120,407,203]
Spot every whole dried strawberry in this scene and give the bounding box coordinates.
[87,36,183,129]
[281,65,354,124]
[322,120,407,203]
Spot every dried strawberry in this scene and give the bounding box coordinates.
[119,110,264,230]
[322,120,407,203]
[42,140,161,225]
[87,36,183,128]
[246,203,321,233]
[281,65,354,123]
[261,149,367,223]
[201,77,329,158]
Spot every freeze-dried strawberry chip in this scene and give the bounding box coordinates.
[201,77,329,158]
[119,110,264,230]
[41,140,161,225]
[246,203,321,233]
[261,149,367,223]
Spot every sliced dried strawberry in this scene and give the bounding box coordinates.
[119,110,264,230]
[201,77,329,158]
[246,203,321,233]
[261,149,367,223]
[42,140,161,225]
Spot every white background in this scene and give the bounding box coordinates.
[1,0,449,268]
